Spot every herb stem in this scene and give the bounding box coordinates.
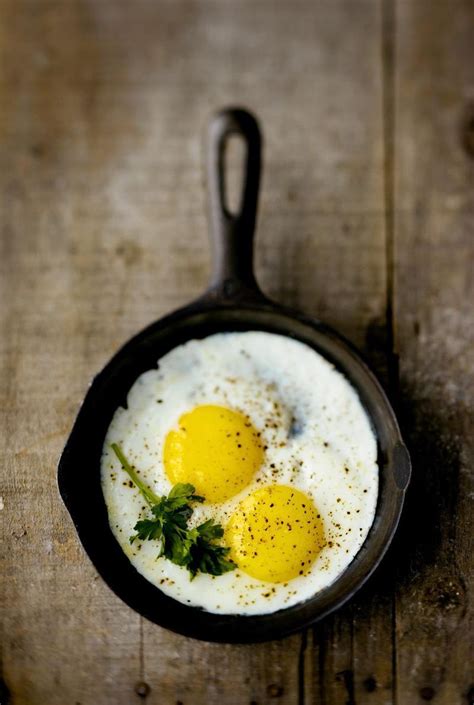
[111,443,160,506]
[109,444,235,579]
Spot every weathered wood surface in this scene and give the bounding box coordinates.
[393,1,474,703]
[0,1,472,704]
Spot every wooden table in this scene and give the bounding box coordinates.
[1,1,473,703]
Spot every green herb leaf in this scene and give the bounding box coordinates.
[132,517,164,543]
[195,518,225,541]
[111,444,235,579]
[186,519,236,579]
[168,483,205,506]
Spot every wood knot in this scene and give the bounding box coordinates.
[116,241,142,267]
[267,683,284,697]
[134,681,150,698]
[30,143,47,159]
[420,686,435,700]
[363,676,377,692]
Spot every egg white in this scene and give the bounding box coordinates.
[101,331,378,615]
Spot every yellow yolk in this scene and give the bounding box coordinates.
[226,485,325,583]
[163,405,264,503]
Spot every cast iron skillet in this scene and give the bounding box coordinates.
[58,107,411,643]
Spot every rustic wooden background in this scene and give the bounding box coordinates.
[1,1,473,703]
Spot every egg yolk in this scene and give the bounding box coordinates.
[226,485,325,583]
[163,405,264,503]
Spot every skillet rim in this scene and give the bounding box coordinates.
[58,293,410,644]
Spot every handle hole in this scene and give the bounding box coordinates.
[222,133,247,217]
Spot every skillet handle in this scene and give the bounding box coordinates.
[206,107,265,301]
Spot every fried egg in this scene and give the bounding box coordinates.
[101,331,378,615]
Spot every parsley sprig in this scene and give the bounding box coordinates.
[111,443,235,579]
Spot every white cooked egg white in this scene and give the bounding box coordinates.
[101,331,378,615]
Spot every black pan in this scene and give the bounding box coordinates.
[58,108,411,643]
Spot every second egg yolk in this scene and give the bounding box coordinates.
[163,404,264,503]
[226,485,326,583]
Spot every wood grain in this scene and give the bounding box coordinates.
[0,0,472,703]
[392,1,474,703]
